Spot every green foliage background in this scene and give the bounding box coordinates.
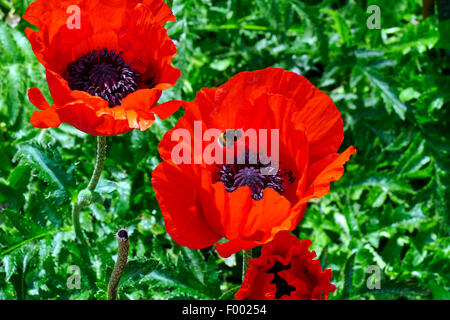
[0,0,449,300]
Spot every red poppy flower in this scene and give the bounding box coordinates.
[24,0,181,136]
[235,231,336,300]
[152,67,356,257]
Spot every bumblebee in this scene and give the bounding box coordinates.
[218,129,243,147]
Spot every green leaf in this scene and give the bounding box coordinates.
[0,23,46,125]
[385,16,440,54]
[400,88,421,102]
[119,258,159,286]
[1,64,22,124]
[429,281,450,299]
[210,59,232,71]
[180,247,206,284]
[321,8,351,46]
[357,279,430,299]
[1,209,45,240]
[95,179,119,194]
[218,285,241,300]
[0,23,22,62]
[347,175,415,194]
[343,252,356,298]
[14,143,73,198]
[8,163,31,190]
[3,255,17,281]
[359,67,408,120]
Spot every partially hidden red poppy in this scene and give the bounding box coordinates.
[24,0,181,136]
[236,231,336,300]
[152,67,356,257]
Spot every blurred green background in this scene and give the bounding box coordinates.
[0,0,449,300]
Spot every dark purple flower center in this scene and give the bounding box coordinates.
[67,48,140,108]
[216,151,295,201]
[267,261,296,299]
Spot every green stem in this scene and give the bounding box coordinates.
[87,136,107,192]
[1,227,73,257]
[71,136,107,243]
[108,229,129,300]
[242,249,253,281]
[71,201,86,244]
[0,0,13,12]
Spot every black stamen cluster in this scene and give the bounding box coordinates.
[67,48,140,108]
[217,151,295,201]
[267,261,296,299]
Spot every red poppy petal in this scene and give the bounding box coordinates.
[45,69,74,105]
[59,103,124,136]
[36,70,164,135]
[140,0,176,26]
[213,186,296,257]
[310,282,336,300]
[23,0,76,37]
[157,90,219,162]
[28,87,50,110]
[87,0,132,31]
[152,161,222,249]
[34,102,131,136]
[300,145,356,204]
[216,240,258,258]
[120,22,179,90]
[260,231,302,258]
[46,69,109,110]
[215,68,344,163]
[293,90,344,163]
[120,89,161,113]
[48,27,120,74]
[24,28,47,68]
[114,88,161,130]
[235,265,277,300]
[151,100,183,120]
[30,108,61,128]
[24,0,132,41]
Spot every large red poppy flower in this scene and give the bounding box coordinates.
[236,231,336,300]
[24,0,181,136]
[152,67,356,257]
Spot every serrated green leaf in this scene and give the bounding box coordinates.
[359,67,408,120]
[343,252,356,298]
[321,8,351,46]
[119,258,159,286]
[15,143,73,198]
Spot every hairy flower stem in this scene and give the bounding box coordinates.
[72,136,107,244]
[87,136,107,191]
[108,229,129,300]
[71,203,86,245]
[242,249,253,281]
